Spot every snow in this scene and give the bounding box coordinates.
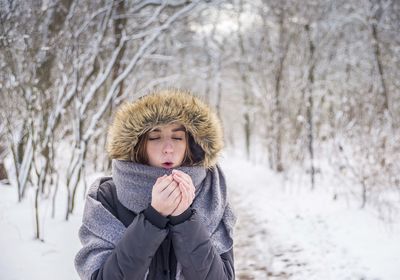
[0,183,82,280]
[222,155,400,280]
[1,154,399,280]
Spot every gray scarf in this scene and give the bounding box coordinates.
[112,160,236,253]
[75,160,236,280]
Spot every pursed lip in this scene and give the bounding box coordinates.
[161,162,174,169]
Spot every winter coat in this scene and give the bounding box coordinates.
[89,178,235,279]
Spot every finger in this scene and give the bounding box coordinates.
[179,182,189,205]
[189,187,195,201]
[185,185,193,206]
[173,191,182,204]
[172,174,188,186]
[157,175,174,192]
[168,184,181,199]
[172,191,183,214]
[174,173,192,187]
[172,170,192,184]
[174,177,192,199]
[154,175,162,185]
[154,175,167,185]
[173,173,194,189]
[181,181,194,204]
[172,197,181,214]
[163,181,179,197]
[153,179,163,194]
[177,176,195,199]
[177,175,195,197]
[169,180,179,189]
[173,173,195,195]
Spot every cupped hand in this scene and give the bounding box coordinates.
[151,175,181,216]
[170,170,195,216]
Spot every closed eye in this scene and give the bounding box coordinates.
[148,137,160,141]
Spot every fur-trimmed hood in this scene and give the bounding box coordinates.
[106,89,223,168]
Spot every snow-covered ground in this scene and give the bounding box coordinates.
[1,155,399,280]
[223,156,400,280]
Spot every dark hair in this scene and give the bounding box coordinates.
[131,127,196,166]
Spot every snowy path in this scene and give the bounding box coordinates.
[222,156,400,280]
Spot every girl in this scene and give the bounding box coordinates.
[75,89,236,280]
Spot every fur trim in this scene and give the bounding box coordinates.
[106,89,223,168]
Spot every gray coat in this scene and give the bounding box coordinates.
[79,179,235,280]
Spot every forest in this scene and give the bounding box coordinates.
[0,0,399,248]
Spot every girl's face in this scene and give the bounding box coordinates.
[146,123,187,169]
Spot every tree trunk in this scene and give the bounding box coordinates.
[273,10,289,173]
[237,0,252,160]
[369,0,389,114]
[0,163,8,181]
[305,24,316,190]
[34,186,41,240]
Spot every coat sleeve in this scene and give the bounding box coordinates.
[169,210,235,280]
[77,212,168,280]
[75,180,170,280]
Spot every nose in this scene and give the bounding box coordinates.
[162,140,174,154]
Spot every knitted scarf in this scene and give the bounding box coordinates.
[112,160,236,253]
[75,160,236,280]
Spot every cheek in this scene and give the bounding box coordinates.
[178,142,187,156]
[146,143,159,157]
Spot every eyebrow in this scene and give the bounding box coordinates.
[150,126,186,133]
